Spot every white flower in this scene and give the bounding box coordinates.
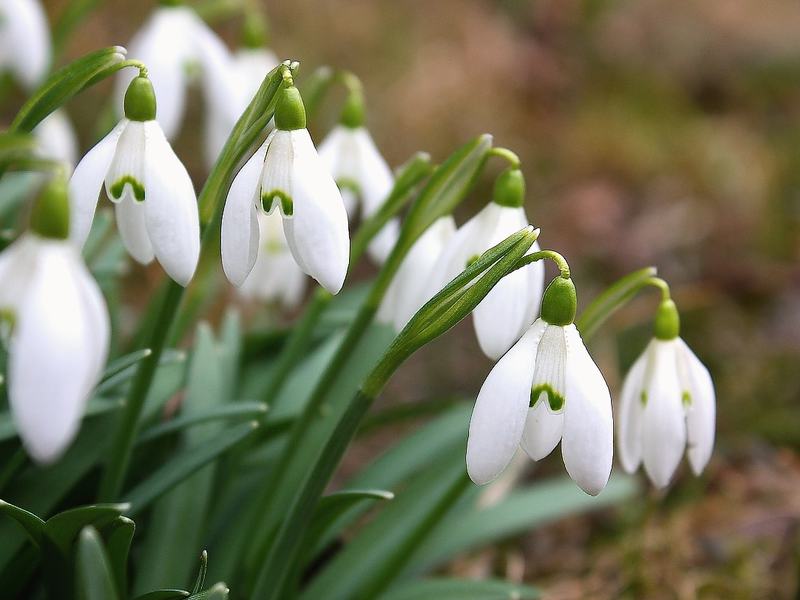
[428,201,545,360]
[318,124,399,263]
[205,46,279,168]
[0,234,109,463]
[115,4,232,140]
[617,337,715,488]
[238,210,306,308]
[221,85,350,294]
[466,316,614,495]
[0,0,50,90]
[69,77,200,286]
[33,109,78,169]
[378,216,456,331]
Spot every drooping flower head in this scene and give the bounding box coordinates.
[318,82,399,263]
[467,276,614,495]
[69,74,201,286]
[0,0,50,90]
[617,297,716,488]
[222,80,350,294]
[0,176,109,463]
[428,168,545,360]
[115,0,232,140]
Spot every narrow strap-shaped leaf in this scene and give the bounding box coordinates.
[103,516,135,597]
[187,582,229,600]
[306,489,394,556]
[132,590,190,600]
[137,402,268,445]
[45,503,129,556]
[101,349,153,383]
[124,421,258,516]
[95,350,186,396]
[75,526,119,600]
[190,551,208,594]
[0,499,45,548]
[380,577,540,600]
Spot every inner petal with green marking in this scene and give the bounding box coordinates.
[530,383,565,411]
[109,176,146,202]
[528,324,567,412]
[261,191,294,217]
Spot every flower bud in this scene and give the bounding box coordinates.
[124,76,157,122]
[541,276,577,326]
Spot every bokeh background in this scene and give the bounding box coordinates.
[21,0,800,597]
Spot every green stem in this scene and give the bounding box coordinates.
[645,276,671,301]
[487,146,521,169]
[515,248,570,278]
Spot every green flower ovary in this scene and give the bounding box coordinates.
[110,176,145,202]
[530,383,565,411]
[261,191,294,217]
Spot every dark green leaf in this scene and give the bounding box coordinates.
[187,582,229,600]
[132,590,190,600]
[101,349,153,383]
[103,516,135,597]
[45,503,129,556]
[75,526,119,600]
[137,402,267,445]
[190,550,208,594]
[380,578,540,600]
[307,489,394,555]
[0,499,45,547]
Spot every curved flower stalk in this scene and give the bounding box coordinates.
[378,216,456,331]
[115,0,232,140]
[238,211,307,308]
[428,168,545,360]
[69,75,201,286]
[0,177,109,464]
[617,292,716,488]
[221,79,350,294]
[0,0,50,90]
[33,109,78,168]
[466,275,614,495]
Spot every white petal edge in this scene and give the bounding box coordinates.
[676,338,716,475]
[616,342,650,473]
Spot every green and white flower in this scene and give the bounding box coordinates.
[69,76,200,286]
[221,83,350,294]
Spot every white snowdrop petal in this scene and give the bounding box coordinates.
[352,128,394,215]
[222,143,267,286]
[367,217,400,265]
[617,343,649,473]
[2,0,50,89]
[73,260,110,387]
[467,320,547,485]
[641,340,686,489]
[282,130,350,294]
[677,338,716,475]
[561,325,614,496]
[115,197,154,264]
[34,109,78,168]
[8,241,98,463]
[0,236,37,307]
[68,120,126,247]
[143,122,200,286]
[105,120,146,204]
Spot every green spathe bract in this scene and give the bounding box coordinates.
[30,176,70,240]
[541,276,577,327]
[124,76,157,122]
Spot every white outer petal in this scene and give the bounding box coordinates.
[1,0,50,89]
[467,321,546,485]
[34,109,78,169]
[561,325,614,496]
[676,338,716,475]
[641,339,686,489]
[7,240,101,463]
[142,121,200,286]
[616,343,649,473]
[282,130,350,294]
[68,120,126,248]
[222,143,267,286]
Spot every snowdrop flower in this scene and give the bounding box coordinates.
[0,177,109,463]
[318,86,399,264]
[34,109,78,169]
[115,0,232,140]
[428,169,544,360]
[378,216,456,331]
[238,211,307,308]
[69,75,200,286]
[0,0,50,90]
[466,276,614,495]
[617,298,715,488]
[221,81,350,294]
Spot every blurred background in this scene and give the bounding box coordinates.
[14,0,800,597]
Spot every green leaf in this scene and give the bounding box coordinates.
[576,266,658,341]
[75,526,119,600]
[306,489,394,555]
[103,516,135,597]
[124,421,258,516]
[11,47,126,133]
[44,503,129,556]
[95,349,185,398]
[101,349,153,383]
[187,582,229,600]
[0,499,45,548]
[380,578,540,600]
[190,550,208,594]
[137,402,268,445]
[132,590,190,600]
[0,132,37,170]
[408,475,639,574]
[301,458,469,600]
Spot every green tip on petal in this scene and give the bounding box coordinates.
[493,168,525,208]
[275,85,307,131]
[654,298,680,340]
[541,276,577,327]
[124,76,157,122]
[31,176,70,240]
[261,191,294,216]
[531,383,565,411]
